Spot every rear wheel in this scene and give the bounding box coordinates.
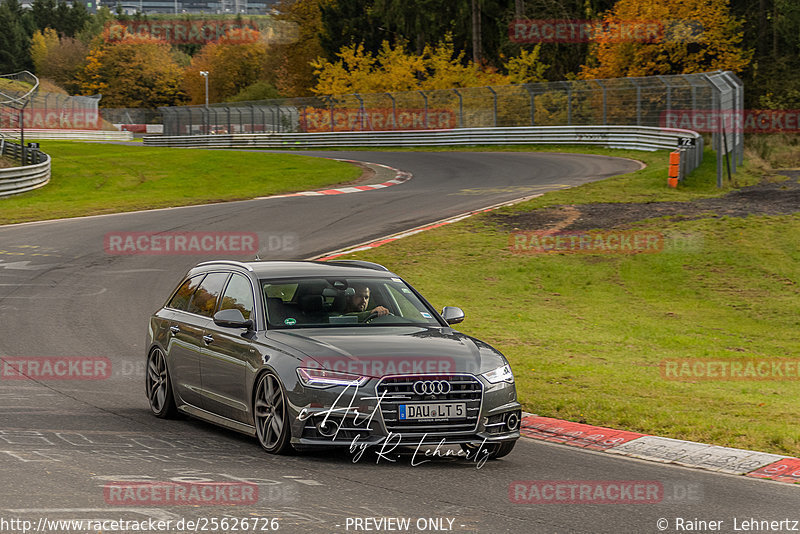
[146,348,177,418]
[254,372,292,454]
[461,440,516,460]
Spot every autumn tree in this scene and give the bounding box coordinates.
[184,29,269,105]
[78,27,186,108]
[264,0,328,97]
[580,0,751,79]
[311,36,531,95]
[30,27,87,92]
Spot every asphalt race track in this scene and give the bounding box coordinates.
[0,150,797,534]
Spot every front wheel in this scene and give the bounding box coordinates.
[461,440,516,460]
[254,371,292,454]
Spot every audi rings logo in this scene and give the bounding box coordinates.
[413,380,451,395]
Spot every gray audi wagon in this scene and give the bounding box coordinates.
[146,260,521,460]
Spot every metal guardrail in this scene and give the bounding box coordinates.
[143,125,704,173]
[0,141,51,197]
[0,129,134,141]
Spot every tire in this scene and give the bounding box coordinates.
[254,371,292,454]
[146,347,177,418]
[461,440,516,460]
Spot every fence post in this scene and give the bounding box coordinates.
[354,93,365,130]
[523,84,535,126]
[418,90,429,128]
[452,89,463,128]
[19,107,25,166]
[487,86,498,127]
[385,92,397,130]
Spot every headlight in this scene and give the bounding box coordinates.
[482,364,515,384]
[297,368,369,388]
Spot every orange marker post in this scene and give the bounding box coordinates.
[668,150,680,188]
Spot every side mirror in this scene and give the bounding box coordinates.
[213,309,253,330]
[441,306,465,325]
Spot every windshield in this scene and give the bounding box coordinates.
[260,276,442,328]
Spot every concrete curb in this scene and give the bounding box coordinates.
[258,160,411,200]
[521,413,800,485]
[312,193,545,261]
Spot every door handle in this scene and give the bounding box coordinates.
[202,334,214,344]
[169,326,180,335]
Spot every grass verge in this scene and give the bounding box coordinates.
[0,142,360,225]
[338,147,800,455]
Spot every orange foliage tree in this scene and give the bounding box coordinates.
[580,0,752,79]
[78,26,186,108]
[184,28,268,105]
[264,0,329,97]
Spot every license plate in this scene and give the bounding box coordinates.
[399,402,467,421]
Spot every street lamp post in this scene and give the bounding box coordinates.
[199,70,209,134]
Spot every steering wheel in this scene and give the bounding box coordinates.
[364,310,392,323]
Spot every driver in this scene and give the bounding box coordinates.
[344,284,390,322]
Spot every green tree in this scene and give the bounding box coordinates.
[0,0,32,72]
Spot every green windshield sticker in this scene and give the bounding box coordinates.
[284,318,297,326]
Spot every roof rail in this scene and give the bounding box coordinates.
[196,260,254,272]
[323,260,390,272]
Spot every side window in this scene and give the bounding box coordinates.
[219,274,255,321]
[187,272,230,317]
[168,275,205,312]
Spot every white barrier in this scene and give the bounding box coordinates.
[143,125,704,173]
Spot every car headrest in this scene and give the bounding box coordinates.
[299,295,324,313]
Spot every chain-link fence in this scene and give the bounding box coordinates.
[1,72,104,145]
[158,70,742,179]
[0,71,39,165]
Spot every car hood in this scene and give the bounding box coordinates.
[265,326,506,376]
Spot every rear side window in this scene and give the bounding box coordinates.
[187,272,230,317]
[219,274,255,321]
[168,275,204,311]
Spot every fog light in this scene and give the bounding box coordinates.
[506,412,520,431]
[317,420,339,437]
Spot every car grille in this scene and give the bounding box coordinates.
[376,374,483,433]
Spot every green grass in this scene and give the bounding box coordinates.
[338,148,800,455]
[0,142,361,224]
